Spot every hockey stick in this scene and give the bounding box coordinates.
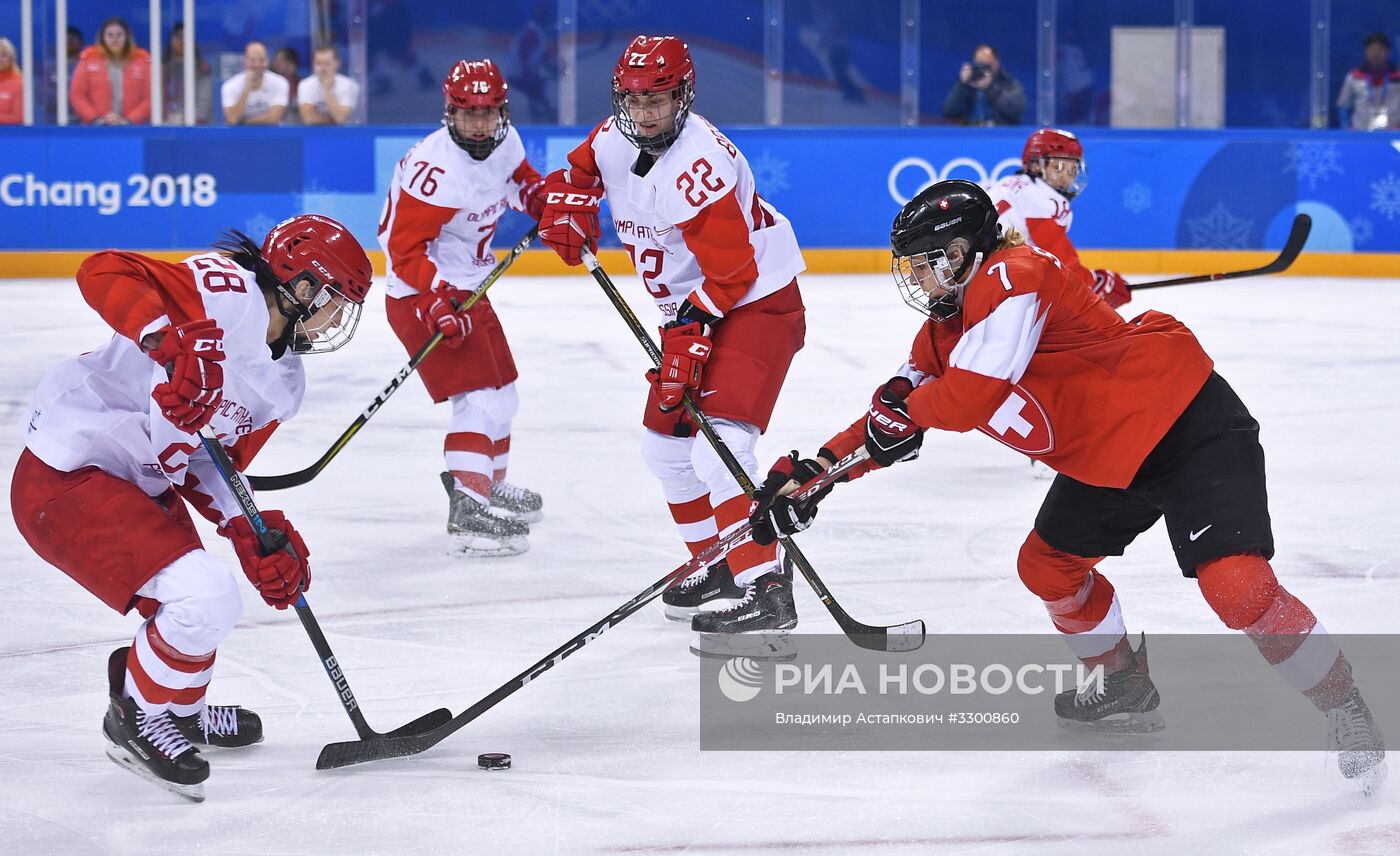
[316,449,872,770]
[579,248,925,654]
[189,422,452,742]
[1130,213,1311,291]
[247,226,539,491]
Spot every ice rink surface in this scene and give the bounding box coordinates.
[1,270,1397,854]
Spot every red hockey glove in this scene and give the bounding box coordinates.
[1091,269,1132,309]
[413,284,472,346]
[146,319,226,433]
[522,177,547,222]
[864,377,925,467]
[657,321,712,412]
[219,511,311,610]
[749,452,835,546]
[539,169,602,266]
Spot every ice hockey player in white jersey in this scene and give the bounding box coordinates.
[10,215,373,801]
[379,58,546,557]
[538,35,808,656]
[986,127,1131,309]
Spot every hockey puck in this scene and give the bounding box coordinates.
[477,752,512,771]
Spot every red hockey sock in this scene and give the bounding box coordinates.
[445,431,493,504]
[714,493,777,582]
[125,620,216,715]
[668,494,719,558]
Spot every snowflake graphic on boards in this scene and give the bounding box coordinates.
[1183,202,1254,249]
[244,213,276,238]
[1122,182,1152,214]
[750,150,790,198]
[1370,173,1400,220]
[1283,142,1343,189]
[1349,216,1374,247]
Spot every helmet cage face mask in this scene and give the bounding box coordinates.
[612,80,694,154]
[280,272,363,355]
[1029,156,1088,198]
[445,103,510,160]
[893,247,964,322]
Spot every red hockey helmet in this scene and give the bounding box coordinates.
[1021,127,1087,198]
[611,35,696,153]
[443,59,511,159]
[261,214,373,354]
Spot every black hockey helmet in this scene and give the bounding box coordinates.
[890,179,1002,321]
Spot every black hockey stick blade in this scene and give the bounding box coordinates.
[1132,213,1311,291]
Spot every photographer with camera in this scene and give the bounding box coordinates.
[943,44,1025,126]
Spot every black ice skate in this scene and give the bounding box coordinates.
[101,648,209,803]
[172,705,264,748]
[490,480,544,523]
[690,569,798,660]
[1054,633,1165,734]
[441,472,529,557]
[1327,686,1387,796]
[663,559,745,622]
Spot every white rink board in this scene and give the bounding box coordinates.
[1,272,1397,854]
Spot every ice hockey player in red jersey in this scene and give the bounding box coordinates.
[10,215,374,801]
[749,180,1386,795]
[987,127,1130,309]
[538,35,808,654]
[379,59,546,557]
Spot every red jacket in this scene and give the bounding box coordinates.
[69,45,151,124]
[0,68,22,124]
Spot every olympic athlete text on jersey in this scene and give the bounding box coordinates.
[748,181,1385,794]
[10,216,374,801]
[538,35,808,652]
[378,59,546,557]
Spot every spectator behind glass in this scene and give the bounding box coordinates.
[943,43,1025,126]
[298,46,360,125]
[272,47,301,118]
[162,21,213,124]
[1337,32,1400,130]
[222,42,289,125]
[0,37,21,125]
[70,17,152,125]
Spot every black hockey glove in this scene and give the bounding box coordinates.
[749,451,834,546]
[864,377,925,468]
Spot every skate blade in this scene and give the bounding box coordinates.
[446,534,529,558]
[104,745,206,803]
[1056,709,1165,735]
[663,595,746,623]
[690,630,796,662]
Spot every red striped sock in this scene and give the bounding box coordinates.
[125,619,215,715]
[668,494,718,558]
[445,431,493,504]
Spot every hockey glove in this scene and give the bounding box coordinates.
[219,511,311,610]
[146,319,226,433]
[539,168,602,266]
[749,452,834,546]
[865,377,925,468]
[1091,269,1132,309]
[413,284,473,346]
[657,321,713,412]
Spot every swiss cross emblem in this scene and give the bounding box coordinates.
[938,199,950,210]
[977,385,1055,456]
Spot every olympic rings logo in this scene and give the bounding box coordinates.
[887,157,1024,206]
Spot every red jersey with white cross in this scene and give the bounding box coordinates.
[826,244,1213,488]
[563,112,805,321]
[378,125,542,299]
[21,250,298,524]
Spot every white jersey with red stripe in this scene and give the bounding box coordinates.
[986,172,1093,287]
[578,113,805,320]
[21,251,303,521]
[379,126,541,299]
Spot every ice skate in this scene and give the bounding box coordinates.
[690,569,798,661]
[1054,633,1165,734]
[172,704,264,748]
[441,472,529,557]
[101,648,209,802]
[490,480,544,523]
[663,559,745,622]
[1327,686,1387,796]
